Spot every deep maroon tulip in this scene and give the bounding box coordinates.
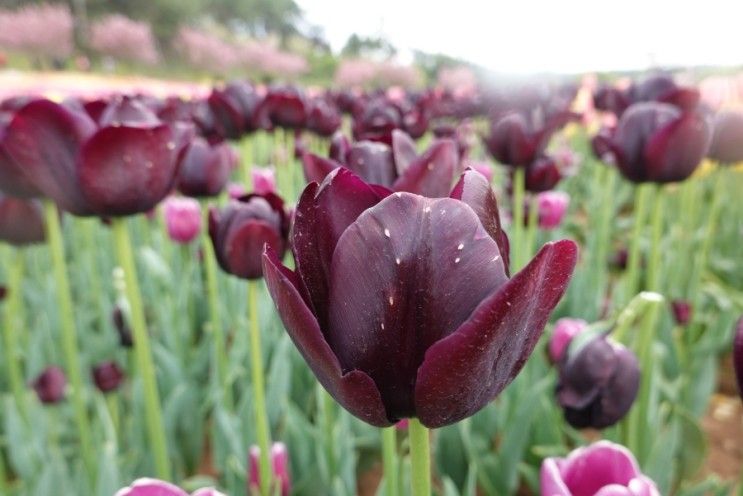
[253,86,307,130]
[177,137,236,197]
[0,194,45,245]
[92,361,125,393]
[524,155,562,192]
[207,82,263,139]
[708,110,743,164]
[593,84,631,116]
[734,316,743,402]
[0,114,43,198]
[31,366,66,404]
[209,193,289,280]
[249,443,291,496]
[2,97,192,216]
[541,441,659,496]
[670,299,692,326]
[157,96,196,124]
[306,98,342,137]
[302,131,459,198]
[556,332,639,429]
[262,168,577,427]
[329,131,351,163]
[484,110,577,167]
[630,74,700,111]
[592,102,711,183]
[352,97,403,144]
[113,305,134,348]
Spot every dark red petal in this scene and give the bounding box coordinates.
[415,239,577,427]
[346,141,397,187]
[224,220,283,279]
[301,152,341,184]
[3,99,95,214]
[292,169,387,326]
[391,129,418,175]
[0,195,45,245]
[79,125,179,216]
[392,139,457,198]
[643,113,710,183]
[734,317,743,402]
[327,193,508,419]
[262,247,391,426]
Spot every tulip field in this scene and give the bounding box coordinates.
[0,64,742,496]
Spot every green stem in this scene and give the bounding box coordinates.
[0,442,8,496]
[106,392,120,437]
[524,193,539,259]
[689,171,725,306]
[81,219,105,325]
[319,387,336,477]
[625,184,651,302]
[593,168,616,317]
[248,280,273,496]
[2,248,28,420]
[382,427,398,496]
[511,167,526,272]
[409,419,431,496]
[110,217,170,480]
[43,202,95,482]
[201,206,232,408]
[646,186,664,292]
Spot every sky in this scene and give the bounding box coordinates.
[298,0,743,74]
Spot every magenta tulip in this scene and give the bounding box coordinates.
[537,191,570,230]
[162,196,202,244]
[548,318,588,363]
[115,478,225,496]
[249,443,291,496]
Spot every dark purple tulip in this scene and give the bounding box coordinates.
[0,286,6,300]
[306,98,342,137]
[157,97,196,124]
[254,86,307,130]
[329,131,351,163]
[113,305,134,348]
[592,102,711,183]
[708,110,743,164]
[92,361,125,393]
[0,194,45,245]
[209,193,289,280]
[524,155,562,192]
[670,299,692,326]
[484,110,577,167]
[177,137,237,197]
[262,168,577,427]
[593,85,631,116]
[735,316,743,402]
[31,366,66,404]
[352,97,403,144]
[207,82,263,139]
[556,332,640,429]
[2,97,193,217]
[630,75,700,111]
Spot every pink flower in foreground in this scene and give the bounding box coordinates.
[537,191,570,230]
[541,441,659,496]
[115,478,224,496]
[163,196,202,244]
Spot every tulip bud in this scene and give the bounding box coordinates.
[541,441,659,496]
[524,156,562,192]
[536,191,570,230]
[734,316,743,402]
[163,196,202,244]
[177,138,235,198]
[251,167,277,196]
[249,443,291,496]
[31,366,66,404]
[548,318,587,363]
[556,333,640,429]
[92,360,125,393]
[670,299,692,326]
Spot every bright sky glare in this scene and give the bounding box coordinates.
[298,0,743,74]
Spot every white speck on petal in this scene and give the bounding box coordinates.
[454,257,461,264]
[166,142,176,150]
[384,228,391,238]
[423,206,431,213]
[389,296,394,306]
[457,243,464,250]
[381,323,385,330]
[492,255,500,262]
[395,192,403,198]
[395,257,401,265]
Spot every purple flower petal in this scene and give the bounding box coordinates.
[391,129,418,175]
[114,478,189,496]
[346,141,396,187]
[414,239,577,427]
[300,152,341,184]
[262,247,391,426]
[392,139,457,198]
[643,112,710,182]
[560,441,642,495]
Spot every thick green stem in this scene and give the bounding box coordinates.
[625,184,651,302]
[318,387,336,477]
[689,171,725,306]
[106,392,120,438]
[593,168,616,315]
[646,187,664,292]
[511,167,526,272]
[248,280,273,496]
[2,249,27,420]
[202,206,232,408]
[524,194,539,259]
[409,419,431,496]
[382,427,398,496]
[111,218,170,480]
[43,202,95,481]
[0,442,8,495]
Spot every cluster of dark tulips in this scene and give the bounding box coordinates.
[0,73,741,496]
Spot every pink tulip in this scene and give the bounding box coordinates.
[252,167,277,195]
[227,182,247,200]
[548,318,588,363]
[163,196,202,244]
[541,441,659,496]
[115,478,225,496]
[249,442,291,496]
[537,191,570,230]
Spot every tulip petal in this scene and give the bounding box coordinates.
[3,99,95,214]
[79,125,180,216]
[560,441,642,495]
[292,169,388,325]
[391,129,418,175]
[114,478,189,496]
[539,458,572,496]
[450,169,510,275]
[415,239,577,427]
[643,113,710,182]
[300,152,340,184]
[262,247,391,426]
[0,195,45,245]
[392,139,457,198]
[327,193,508,419]
[346,142,396,187]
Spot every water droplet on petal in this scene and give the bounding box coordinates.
[384,228,391,238]
[454,257,461,264]
[457,243,464,250]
